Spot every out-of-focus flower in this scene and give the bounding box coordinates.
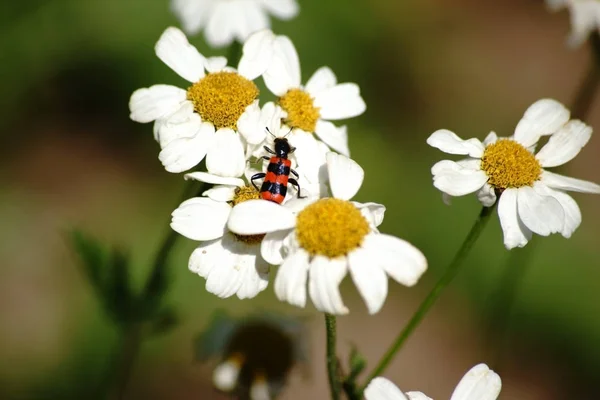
[239,30,367,157]
[171,0,299,48]
[428,98,600,249]
[364,363,502,400]
[227,153,427,315]
[196,311,308,399]
[129,27,265,176]
[546,0,600,47]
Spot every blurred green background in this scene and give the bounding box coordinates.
[1,0,599,399]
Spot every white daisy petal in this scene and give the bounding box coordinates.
[159,121,215,173]
[513,98,570,147]
[476,183,497,207]
[185,171,245,186]
[313,83,366,120]
[535,184,582,238]
[364,377,409,400]
[205,2,236,48]
[207,128,246,177]
[263,35,301,96]
[171,197,230,241]
[261,229,291,265]
[233,1,269,44]
[483,131,498,146]
[497,188,532,249]
[326,152,364,200]
[450,364,501,400]
[228,200,296,235]
[516,185,564,236]
[288,130,327,184]
[204,56,228,73]
[406,393,433,400]
[362,234,427,287]
[431,160,488,197]
[155,102,197,147]
[189,239,222,278]
[308,256,349,315]
[260,0,299,19]
[315,120,350,156]
[129,85,187,123]
[170,0,212,36]
[348,247,388,314]
[238,29,276,80]
[274,248,310,307]
[155,27,206,82]
[220,235,269,299]
[205,257,244,298]
[305,66,337,96]
[202,186,237,202]
[354,202,386,228]
[237,101,269,145]
[541,170,600,193]
[427,129,485,158]
[535,120,593,167]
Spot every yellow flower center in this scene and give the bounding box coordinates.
[187,71,259,130]
[480,139,542,189]
[230,185,265,245]
[279,88,321,132]
[296,198,370,258]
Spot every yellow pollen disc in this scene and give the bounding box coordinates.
[480,139,542,189]
[279,88,321,132]
[296,198,370,258]
[187,71,259,130]
[231,185,265,244]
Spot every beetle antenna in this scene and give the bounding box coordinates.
[265,127,276,138]
[283,127,293,138]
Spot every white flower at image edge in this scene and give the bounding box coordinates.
[170,172,270,299]
[364,363,502,400]
[427,98,600,250]
[129,27,266,176]
[238,29,367,158]
[171,0,299,47]
[546,0,600,47]
[227,153,428,315]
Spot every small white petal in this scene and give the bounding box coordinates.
[171,197,230,241]
[305,66,337,96]
[314,83,366,120]
[185,171,245,186]
[189,239,221,278]
[363,234,427,287]
[260,0,299,19]
[535,120,593,167]
[205,256,244,298]
[207,128,246,177]
[129,85,187,123]
[476,183,497,207]
[308,256,349,315]
[221,235,269,300]
[513,99,570,147]
[354,202,386,228]
[170,0,211,35]
[483,131,498,146]
[288,129,327,184]
[238,29,276,80]
[204,56,228,73]
[497,188,532,249]
[535,184,582,238]
[263,35,301,96]
[228,200,296,235]
[202,186,237,202]
[233,1,270,45]
[159,122,215,173]
[155,102,198,147]
[541,170,600,193]
[326,152,364,200]
[249,378,271,400]
[315,120,350,156]
[517,185,564,236]
[213,359,241,391]
[427,129,485,158]
[274,248,310,307]
[348,247,388,314]
[237,101,270,145]
[431,160,488,197]
[204,2,237,48]
[450,364,501,400]
[261,229,291,265]
[406,393,433,400]
[364,377,409,400]
[155,27,206,82]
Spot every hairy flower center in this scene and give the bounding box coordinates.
[231,185,265,244]
[296,198,370,258]
[480,139,542,189]
[187,72,259,130]
[279,89,320,132]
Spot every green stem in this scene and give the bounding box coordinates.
[325,314,341,400]
[228,40,242,66]
[358,205,496,395]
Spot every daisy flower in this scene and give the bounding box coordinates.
[171,171,272,299]
[227,153,428,315]
[238,29,366,158]
[171,0,299,48]
[364,363,501,400]
[129,27,267,176]
[546,0,600,47]
[427,98,600,249]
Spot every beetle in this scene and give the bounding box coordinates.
[251,131,303,204]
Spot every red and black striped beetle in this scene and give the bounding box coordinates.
[251,131,303,204]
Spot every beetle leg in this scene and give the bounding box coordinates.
[288,178,305,199]
[251,173,266,190]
